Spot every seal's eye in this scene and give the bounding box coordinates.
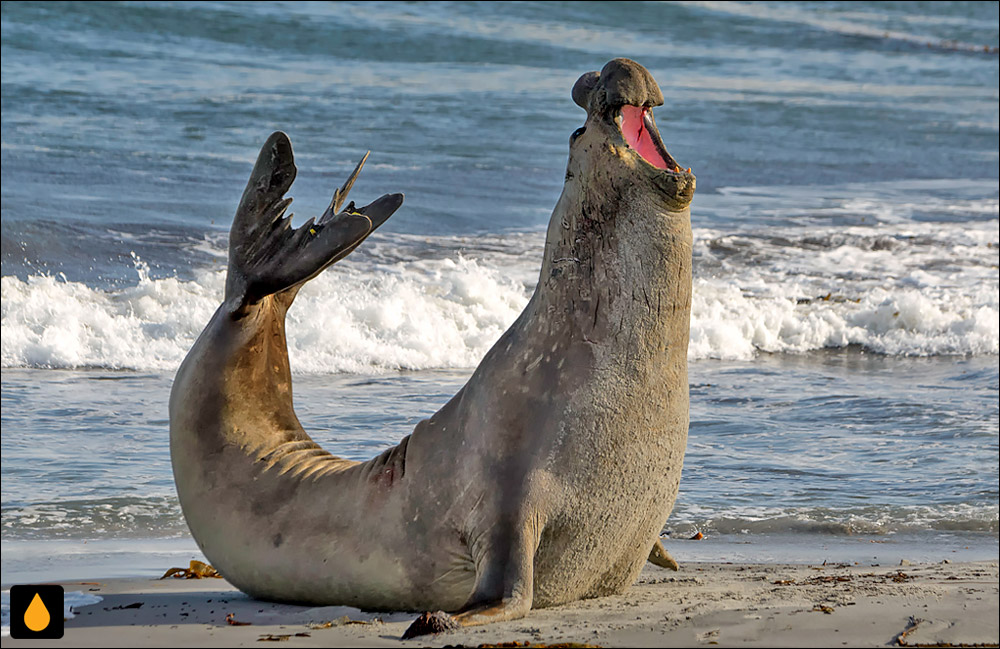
[570,126,586,143]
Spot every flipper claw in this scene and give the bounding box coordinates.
[329,151,370,218]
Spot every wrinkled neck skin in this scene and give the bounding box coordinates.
[533,119,693,365]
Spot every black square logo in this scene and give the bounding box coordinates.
[9,584,65,639]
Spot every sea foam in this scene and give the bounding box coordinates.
[0,250,529,373]
[2,218,996,371]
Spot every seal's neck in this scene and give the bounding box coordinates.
[534,179,693,348]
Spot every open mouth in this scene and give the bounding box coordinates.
[619,105,684,173]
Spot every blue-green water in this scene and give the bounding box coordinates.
[2,1,997,581]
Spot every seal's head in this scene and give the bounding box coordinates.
[569,58,694,211]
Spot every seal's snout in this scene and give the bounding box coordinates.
[598,58,665,109]
[572,58,690,178]
[572,58,665,113]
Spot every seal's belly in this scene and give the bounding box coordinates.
[198,502,476,610]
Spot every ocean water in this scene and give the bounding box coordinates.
[2,1,997,584]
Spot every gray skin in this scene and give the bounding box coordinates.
[169,57,694,635]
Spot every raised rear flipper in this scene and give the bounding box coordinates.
[224,131,403,312]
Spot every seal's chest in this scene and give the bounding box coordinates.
[532,481,665,607]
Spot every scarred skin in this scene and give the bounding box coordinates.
[169,58,694,635]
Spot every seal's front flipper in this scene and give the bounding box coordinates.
[402,516,538,639]
[224,131,403,311]
[647,537,679,571]
[400,611,459,639]
[401,596,531,639]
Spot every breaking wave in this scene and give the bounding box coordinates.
[2,214,997,372]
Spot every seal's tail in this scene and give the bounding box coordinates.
[224,131,403,311]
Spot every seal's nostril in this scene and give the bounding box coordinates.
[570,126,586,143]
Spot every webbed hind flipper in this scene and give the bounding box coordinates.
[224,131,403,312]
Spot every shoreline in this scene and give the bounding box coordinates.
[3,560,996,647]
[4,530,998,587]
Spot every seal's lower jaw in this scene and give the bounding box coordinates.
[596,104,695,210]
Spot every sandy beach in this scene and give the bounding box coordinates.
[4,559,996,648]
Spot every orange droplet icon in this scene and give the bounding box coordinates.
[24,592,51,632]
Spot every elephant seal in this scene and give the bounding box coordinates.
[169,57,694,637]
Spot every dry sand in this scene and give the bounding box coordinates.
[3,560,997,648]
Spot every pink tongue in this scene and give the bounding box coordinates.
[621,105,669,170]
